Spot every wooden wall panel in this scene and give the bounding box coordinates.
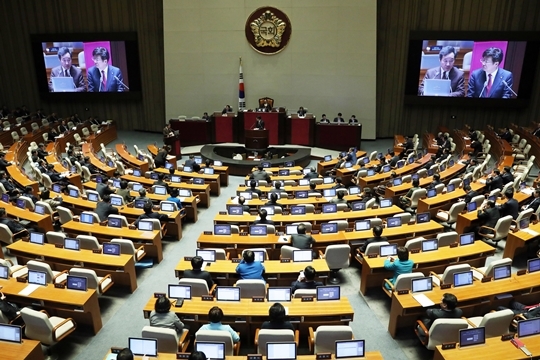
[0,0,164,132]
[377,0,540,137]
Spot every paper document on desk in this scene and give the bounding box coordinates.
[521,188,534,195]
[521,228,539,236]
[478,179,486,184]
[18,284,40,296]
[412,293,435,307]
[178,197,186,202]
[346,167,356,171]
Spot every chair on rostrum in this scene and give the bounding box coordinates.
[464,309,514,338]
[471,257,512,281]
[142,326,190,353]
[478,215,513,247]
[430,264,471,287]
[258,97,274,108]
[414,318,468,350]
[68,268,114,296]
[234,279,267,298]
[255,329,298,355]
[20,307,77,355]
[27,260,68,284]
[195,330,241,356]
[319,244,350,284]
[307,325,353,354]
[178,278,216,297]
[436,202,466,230]
[382,272,424,298]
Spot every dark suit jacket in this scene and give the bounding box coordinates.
[333,117,345,123]
[464,190,479,204]
[291,234,316,249]
[255,119,265,129]
[467,68,513,98]
[527,197,540,213]
[501,172,514,185]
[48,65,86,92]
[87,65,124,92]
[487,175,504,191]
[319,118,330,123]
[183,269,214,289]
[478,207,500,229]
[418,66,465,97]
[359,236,388,254]
[95,201,119,222]
[499,198,519,219]
[291,280,324,293]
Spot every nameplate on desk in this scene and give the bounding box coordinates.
[16,277,27,283]
[249,211,258,216]
[154,292,166,298]
[441,342,456,350]
[239,184,246,187]
[239,232,248,236]
[397,289,409,295]
[440,283,451,289]
[203,231,212,235]
[247,354,263,360]
[252,296,265,302]
[235,317,246,323]
[343,208,351,212]
[367,254,378,258]
[92,249,102,254]
[449,243,458,248]
[55,283,65,289]
[301,296,314,302]
[481,276,492,283]
[177,353,190,359]
[55,243,64,248]
[219,211,227,215]
[287,195,294,199]
[277,232,284,236]
[111,347,124,354]
[314,210,321,214]
[501,333,514,341]
[232,258,241,263]
[280,258,291,263]
[312,230,320,235]
[184,256,193,261]
[201,295,214,301]
[517,269,527,276]
[282,210,290,215]
[410,249,420,254]
[345,228,353,232]
[316,353,332,360]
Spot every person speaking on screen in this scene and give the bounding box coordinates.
[418,46,464,97]
[48,47,86,92]
[467,47,513,98]
[254,116,265,130]
[87,47,124,92]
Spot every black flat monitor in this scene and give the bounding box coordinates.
[160,202,175,212]
[355,220,370,231]
[28,269,47,286]
[183,166,192,173]
[322,204,337,214]
[68,188,79,198]
[335,339,365,359]
[295,191,308,199]
[170,175,181,183]
[228,205,243,215]
[66,275,87,291]
[427,188,437,198]
[320,222,338,233]
[16,198,25,209]
[411,277,433,293]
[110,196,123,206]
[380,199,392,208]
[260,206,275,216]
[131,183,143,192]
[527,258,540,273]
[453,271,474,287]
[214,161,222,166]
[34,204,45,215]
[262,162,271,168]
[393,178,402,186]
[343,162,352,168]
[285,224,298,235]
[493,264,511,280]
[194,157,202,165]
[153,186,167,195]
[267,287,292,302]
[195,342,226,360]
[459,327,486,348]
[367,169,375,176]
[279,169,290,176]
[316,286,340,301]
[52,184,62,193]
[323,189,336,197]
[284,161,294,167]
[298,179,309,186]
[351,201,365,211]
[427,168,434,176]
[178,189,191,197]
[134,199,146,209]
[138,220,153,231]
[133,169,141,177]
[324,155,332,162]
[517,318,540,338]
[467,201,477,212]
[463,178,471,187]
[128,337,158,357]
[168,284,192,300]
[251,250,266,262]
[238,192,252,200]
[196,249,216,262]
[386,217,401,228]
[519,217,530,229]
[204,167,214,175]
[103,242,121,255]
[0,324,22,344]
[0,265,9,279]
[421,239,438,252]
[290,206,306,215]
[416,212,430,224]
[87,192,99,202]
[250,225,268,236]
[266,342,297,360]
[80,212,94,224]
[348,186,360,195]
[447,183,455,192]
[164,162,173,169]
[214,224,232,235]
[460,232,475,246]
[215,286,240,301]
[193,178,205,185]
[64,238,80,251]
[412,174,420,182]
[29,232,44,245]
[1,193,8,202]
[323,177,334,184]
[379,244,398,256]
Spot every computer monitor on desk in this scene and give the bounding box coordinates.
[459,327,485,348]
[316,286,340,301]
[453,271,474,287]
[493,265,511,280]
[460,233,475,246]
[527,258,540,273]
[214,224,232,235]
[29,232,44,245]
[335,339,365,359]
[293,250,313,262]
[267,287,292,302]
[517,318,540,338]
[195,342,226,360]
[0,265,8,280]
[267,342,297,360]
[411,277,432,293]
[0,324,22,344]
[129,338,158,357]
[215,287,240,301]
[196,249,216,263]
[168,284,192,300]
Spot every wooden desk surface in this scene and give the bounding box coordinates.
[0,200,53,232]
[103,353,383,360]
[227,194,363,208]
[115,144,149,173]
[434,334,540,360]
[237,182,339,194]
[250,166,304,173]
[351,154,432,187]
[504,220,540,260]
[0,338,44,360]
[416,181,485,215]
[214,205,404,225]
[82,143,117,177]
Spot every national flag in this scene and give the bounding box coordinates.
[239,58,245,111]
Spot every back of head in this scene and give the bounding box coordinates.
[170,188,179,197]
[250,180,257,188]
[258,165,263,171]
[243,250,255,263]
[102,194,111,203]
[191,255,203,270]
[310,183,316,190]
[433,174,440,181]
[154,296,171,313]
[297,223,306,234]
[268,302,286,322]
[238,196,245,205]
[208,306,224,323]
[275,182,281,189]
[397,246,409,261]
[337,190,345,199]
[41,189,51,200]
[189,351,207,360]
[139,188,147,197]
[304,265,316,281]
[464,184,471,192]
[143,201,153,214]
[270,192,278,203]
[117,348,134,360]
[373,225,383,237]
[442,293,458,310]
[120,180,128,189]
[505,189,514,199]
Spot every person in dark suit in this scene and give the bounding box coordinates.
[358,226,388,254]
[303,167,318,180]
[319,114,330,123]
[463,185,479,204]
[417,293,462,340]
[237,196,250,213]
[133,201,168,226]
[0,153,10,173]
[221,105,233,114]
[253,209,274,225]
[153,173,170,193]
[154,146,169,168]
[48,47,86,92]
[259,101,271,112]
[467,47,514,98]
[498,127,513,142]
[95,194,119,222]
[247,180,262,197]
[265,193,284,209]
[486,169,504,192]
[291,266,324,293]
[261,303,294,331]
[498,190,519,220]
[388,151,400,167]
[428,173,442,190]
[254,116,265,129]
[58,120,69,133]
[349,115,358,124]
[418,46,465,97]
[470,140,483,157]
[523,189,540,216]
[346,147,357,165]
[308,183,320,196]
[0,207,28,239]
[297,107,307,117]
[183,256,214,289]
[252,165,268,181]
[163,123,173,138]
[96,175,115,198]
[87,47,125,92]
[333,113,345,123]
[501,166,514,185]
[291,224,316,250]
[476,200,500,237]
[532,123,540,138]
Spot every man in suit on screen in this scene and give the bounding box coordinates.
[48,47,86,92]
[418,46,465,97]
[87,47,125,92]
[467,47,514,98]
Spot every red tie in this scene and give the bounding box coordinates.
[486,74,492,97]
[101,70,107,91]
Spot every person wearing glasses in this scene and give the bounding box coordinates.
[418,46,465,97]
[467,47,514,98]
[48,47,86,92]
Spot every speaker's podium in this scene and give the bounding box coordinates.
[164,134,181,156]
[245,129,268,151]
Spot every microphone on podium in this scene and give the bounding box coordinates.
[501,79,518,97]
[479,80,488,98]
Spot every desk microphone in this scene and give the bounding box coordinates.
[114,75,130,90]
[478,80,488,98]
[99,73,103,92]
[501,79,518,97]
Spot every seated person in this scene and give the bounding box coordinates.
[297,106,307,117]
[153,173,170,193]
[269,181,286,196]
[497,300,540,318]
[498,189,519,220]
[183,256,214,289]
[388,152,400,168]
[0,171,21,197]
[462,184,478,204]
[291,266,324,293]
[475,200,500,238]
[358,225,387,254]
[416,293,462,341]
[383,246,414,290]
[358,187,373,202]
[399,179,420,209]
[149,296,186,334]
[0,207,29,239]
[332,177,346,190]
[96,175,115,198]
[166,188,184,211]
[486,169,503,191]
[247,180,262,197]
[95,194,119,222]
[40,189,63,210]
[116,180,133,204]
[501,166,514,185]
[261,303,295,331]
[333,113,345,123]
[198,306,240,343]
[319,114,330,123]
[252,165,268,181]
[253,209,274,225]
[427,173,442,190]
[22,186,38,204]
[117,348,134,360]
[236,250,265,280]
[308,182,320,195]
[329,190,348,205]
[303,167,318,179]
[291,224,316,250]
[349,115,358,124]
[134,188,150,202]
[83,156,99,174]
[133,201,168,227]
[237,196,250,213]
[184,155,196,168]
[265,193,283,209]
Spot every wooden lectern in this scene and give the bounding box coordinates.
[164,134,181,156]
[245,129,268,151]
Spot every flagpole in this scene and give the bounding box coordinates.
[239,58,245,112]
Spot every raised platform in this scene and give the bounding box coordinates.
[200,145,311,176]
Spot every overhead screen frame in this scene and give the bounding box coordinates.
[404,31,540,108]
